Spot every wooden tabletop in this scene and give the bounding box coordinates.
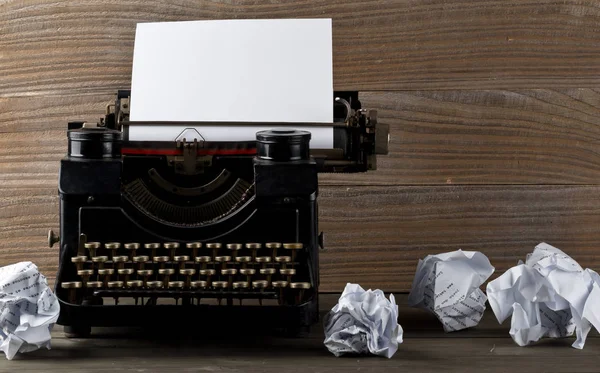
[1,294,598,372]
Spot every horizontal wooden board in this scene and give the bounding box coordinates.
[2,0,600,97]
[1,183,599,292]
[4,89,600,186]
[319,185,600,291]
[323,89,600,185]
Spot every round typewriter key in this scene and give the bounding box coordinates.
[199,268,216,285]
[61,281,82,304]
[164,242,180,260]
[215,256,232,270]
[146,280,163,289]
[104,242,121,259]
[255,256,271,269]
[245,243,261,261]
[71,255,87,272]
[235,256,251,263]
[118,268,134,282]
[253,280,268,289]
[195,256,211,271]
[212,280,228,289]
[186,242,202,248]
[127,280,143,288]
[126,280,143,305]
[260,268,276,286]
[91,256,108,270]
[265,242,281,259]
[272,280,288,288]
[233,281,249,305]
[98,268,115,287]
[226,243,242,260]
[132,255,150,270]
[191,280,208,305]
[84,242,101,258]
[180,268,196,288]
[137,269,153,287]
[221,268,237,288]
[272,280,289,305]
[290,282,311,289]
[112,255,128,263]
[154,256,170,270]
[112,255,128,271]
[144,243,160,260]
[233,281,248,289]
[239,268,255,286]
[186,242,202,258]
[168,281,184,289]
[191,280,208,289]
[206,243,222,260]
[77,269,94,287]
[124,242,140,260]
[87,281,102,289]
[212,280,228,305]
[283,243,302,268]
[290,282,311,304]
[61,281,82,289]
[280,268,296,283]
[107,281,124,288]
[275,256,291,269]
[252,279,269,306]
[159,268,175,287]
[174,255,190,270]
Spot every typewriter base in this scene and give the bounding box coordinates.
[57,296,319,337]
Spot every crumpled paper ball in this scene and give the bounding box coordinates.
[487,242,600,349]
[323,283,403,358]
[0,262,60,360]
[408,250,495,331]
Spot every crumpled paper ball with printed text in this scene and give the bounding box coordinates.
[0,262,60,360]
[408,250,495,331]
[487,242,600,349]
[323,283,403,358]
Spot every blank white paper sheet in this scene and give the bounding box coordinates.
[130,18,333,128]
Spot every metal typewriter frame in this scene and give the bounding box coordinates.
[51,90,388,337]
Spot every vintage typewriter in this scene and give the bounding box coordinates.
[48,90,388,337]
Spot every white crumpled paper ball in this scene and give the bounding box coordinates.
[323,283,403,358]
[0,262,60,360]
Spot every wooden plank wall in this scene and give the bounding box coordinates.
[1,0,599,292]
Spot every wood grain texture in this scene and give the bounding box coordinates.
[319,185,600,291]
[323,89,600,185]
[1,295,599,372]
[2,180,599,292]
[5,90,600,187]
[2,0,600,97]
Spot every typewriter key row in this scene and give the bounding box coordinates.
[60,278,312,306]
[81,241,303,265]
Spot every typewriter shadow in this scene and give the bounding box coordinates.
[19,324,331,361]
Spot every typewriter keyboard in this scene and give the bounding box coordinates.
[61,241,312,307]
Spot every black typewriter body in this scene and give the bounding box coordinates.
[51,90,388,337]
